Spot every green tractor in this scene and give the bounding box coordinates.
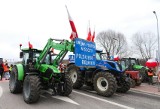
[120,58,148,82]
[9,38,74,103]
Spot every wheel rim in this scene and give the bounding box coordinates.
[97,77,109,91]
[70,69,77,84]
[10,72,16,90]
[24,79,31,98]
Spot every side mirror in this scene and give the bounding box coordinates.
[20,52,23,58]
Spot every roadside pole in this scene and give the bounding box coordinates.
[158,71,160,92]
[153,11,160,92]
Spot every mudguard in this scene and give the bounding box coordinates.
[16,64,24,80]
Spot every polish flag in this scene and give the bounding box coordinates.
[86,27,92,41]
[65,6,78,40]
[28,41,33,49]
[91,30,95,42]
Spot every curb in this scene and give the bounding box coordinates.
[130,88,160,96]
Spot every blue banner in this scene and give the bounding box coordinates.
[74,38,96,67]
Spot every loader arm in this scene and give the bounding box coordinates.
[36,38,74,69]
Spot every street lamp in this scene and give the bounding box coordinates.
[153,11,160,63]
[153,11,160,92]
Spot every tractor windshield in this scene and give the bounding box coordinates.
[22,52,40,65]
[96,52,101,60]
[130,59,137,65]
[100,53,107,60]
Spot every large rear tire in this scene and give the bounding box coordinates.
[116,77,130,93]
[136,80,141,86]
[23,75,41,104]
[9,66,22,93]
[67,64,84,89]
[58,75,73,96]
[93,72,117,97]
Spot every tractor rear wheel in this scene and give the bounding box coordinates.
[136,80,142,86]
[58,75,73,96]
[93,72,117,97]
[23,75,41,104]
[116,77,130,93]
[9,66,22,93]
[67,64,84,89]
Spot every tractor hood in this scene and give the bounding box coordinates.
[133,65,148,70]
[97,60,123,73]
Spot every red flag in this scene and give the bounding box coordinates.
[86,27,92,41]
[28,41,33,49]
[114,55,120,61]
[91,30,95,42]
[65,6,78,40]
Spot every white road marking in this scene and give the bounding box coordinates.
[45,90,79,105]
[73,90,135,109]
[52,96,79,105]
[0,86,3,98]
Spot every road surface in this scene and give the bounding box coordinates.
[0,81,160,109]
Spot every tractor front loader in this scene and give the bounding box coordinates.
[9,38,74,103]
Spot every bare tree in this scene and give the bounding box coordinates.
[132,32,157,59]
[95,30,129,58]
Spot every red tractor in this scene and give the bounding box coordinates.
[125,71,141,88]
[120,59,141,88]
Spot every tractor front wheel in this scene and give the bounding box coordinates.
[23,75,41,104]
[130,79,136,88]
[9,66,22,93]
[93,72,117,97]
[58,75,73,96]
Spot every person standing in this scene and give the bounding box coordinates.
[0,58,4,80]
[3,63,10,80]
[0,64,4,81]
[9,64,13,74]
[147,68,154,85]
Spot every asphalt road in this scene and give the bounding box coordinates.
[0,81,160,109]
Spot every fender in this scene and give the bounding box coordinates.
[92,65,109,78]
[16,64,24,80]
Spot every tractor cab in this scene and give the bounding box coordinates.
[20,48,42,65]
[96,50,123,74]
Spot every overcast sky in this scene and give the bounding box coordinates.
[0,0,159,61]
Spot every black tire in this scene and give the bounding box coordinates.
[67,64,84,89]
[23,75,41,104]
[136,80,141,86]
[9,66,22,93]
[139,67,147,82]
[130,79,136,88]
[93,72,117,97]
[116,77,130,93]
[58,75,73,96]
